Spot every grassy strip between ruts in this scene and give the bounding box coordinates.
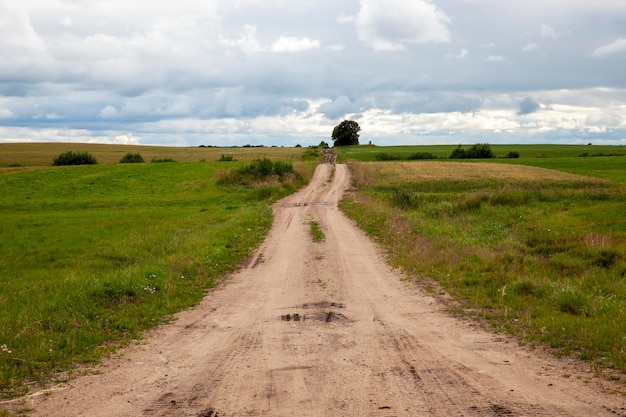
[0,157,315,399]
[340,160,626,380]
[309,221,326,243]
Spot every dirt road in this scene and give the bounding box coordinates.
[31,163,624,416]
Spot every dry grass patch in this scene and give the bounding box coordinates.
[349,161,608,187]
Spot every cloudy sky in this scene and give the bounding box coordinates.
[1,0,626,147]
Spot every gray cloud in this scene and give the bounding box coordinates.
[1,0,626,146]
[318,96,360,119]
[518,97,541,115]
[355,0,451,51]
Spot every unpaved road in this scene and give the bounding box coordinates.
[31,163,625,416]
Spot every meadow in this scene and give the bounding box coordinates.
[336,143,626,162]
[2,141,626,400]
[339,146,626,379]
[0,142,306,168]
[0,144,312,399]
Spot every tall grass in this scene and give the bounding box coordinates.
[341,160,626,375]
[0,160,312,397]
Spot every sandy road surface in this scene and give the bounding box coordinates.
[31,163,625,416]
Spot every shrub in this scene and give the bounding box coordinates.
[450,143,494,159]
[505,151,520,159]
[449,146,467,159]
[52,151,98,166]
[151,158,176,163]
[218,154,235,162]
[466,143,494,159]
[407,152,437,160]
[375,153,402,161]
[216,158,301,186]
[119,153,145,163]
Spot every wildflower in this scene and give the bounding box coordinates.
[142,285,157,294]
[1,344,12,354]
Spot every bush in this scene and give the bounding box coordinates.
[375,152,402,161]
[151,158,176,163]
[449,146,467,159]
[407,152,437,160]
[52,151,98,166]
[449,143,494,159]
[119,153,145,163]
[218,154,235,162]
[466,143,494,159]
[505,151,520,159]
[216,158,301,186]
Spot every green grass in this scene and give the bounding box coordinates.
[340,157,626,376]
[502,156,626,186]
[0,143,307,168]
[336,144,626,162]
[309,221,326,243]
[0,158,312,398]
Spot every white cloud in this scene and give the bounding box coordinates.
[447,48,469,59]
[0,108,15,119]
[270,36,320,53]
[591,38,626,57]
[2,1,626,146]
[219,25,263,54]
[327,44,346,51]
[100,105,119,119]
[541,24,559,39]
[355,0,451,51]
[337,14,354,24]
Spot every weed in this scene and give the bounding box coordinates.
[315,279,327,289]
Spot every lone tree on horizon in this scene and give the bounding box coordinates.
[332,120,360,146]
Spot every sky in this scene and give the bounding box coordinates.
[1,0,626,147]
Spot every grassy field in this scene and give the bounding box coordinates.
[0,142,307,168]
[336,143,626,162]
[1,141,625,400]
[340,155,626,379]
[0,144,314,399]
